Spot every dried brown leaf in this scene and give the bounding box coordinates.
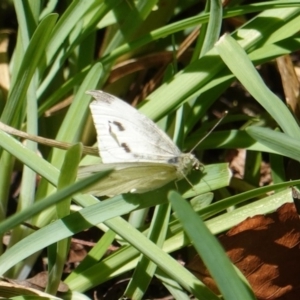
[188,203,300,299]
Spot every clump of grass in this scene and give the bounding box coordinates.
[0,1,300,299]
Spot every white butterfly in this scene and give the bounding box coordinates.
[79,90,200,196]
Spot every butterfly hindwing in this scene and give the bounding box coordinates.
[79,163,178,196]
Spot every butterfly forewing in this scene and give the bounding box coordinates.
[88,90,182,164]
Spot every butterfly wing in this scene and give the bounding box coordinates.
[87,90,182,164]
[83,90,201,196]
[78,163,178,196]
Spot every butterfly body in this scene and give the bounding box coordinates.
[79,90,200,196]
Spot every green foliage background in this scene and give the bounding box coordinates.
[0,1,300,299]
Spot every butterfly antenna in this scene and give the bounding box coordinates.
[190,111,228,153]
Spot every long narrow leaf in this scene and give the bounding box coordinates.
[169,191,256,300]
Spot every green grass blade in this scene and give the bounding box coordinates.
[246,126,300,162]
[46,143,83,294]
[215,34,300,138]
[200,179,300,221]
[0,169,112,237]
[125,204,171,299]
[168,191,256,300]
[0,129,59,185]
[1,14,58,126]
[206,189,292,234]
[200,0,222,57]
[45,1,99,66]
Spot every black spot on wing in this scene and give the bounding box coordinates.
[108,120,125,131]
[121,143,131,153]
[112,121,125,131]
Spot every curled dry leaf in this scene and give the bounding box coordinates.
[68,241,87,264]
[25,271,69,292]
[226,148,272,186]
[188,203,300,300]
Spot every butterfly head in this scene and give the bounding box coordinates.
[176,153,201,179]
